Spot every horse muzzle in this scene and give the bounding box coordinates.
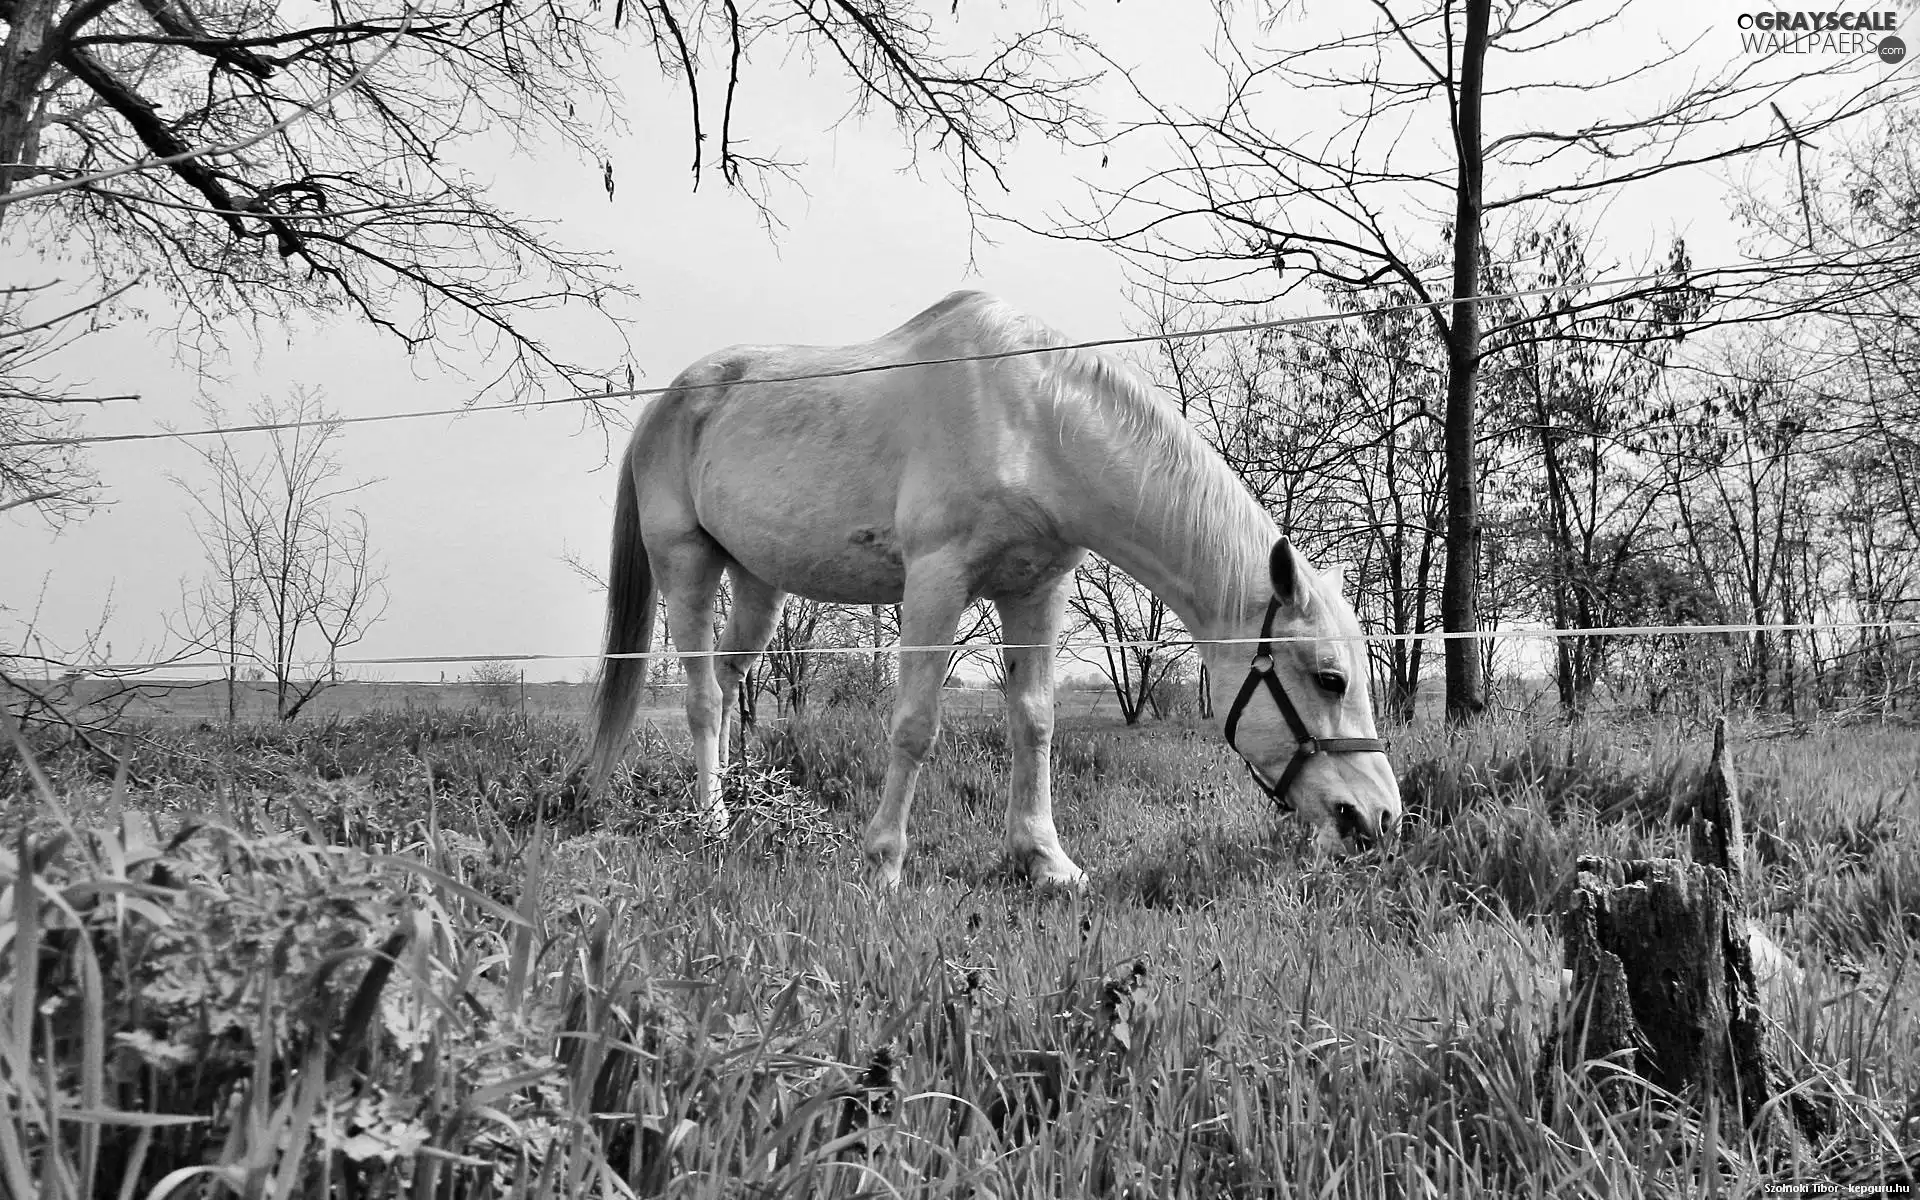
[1331,798,1400,853]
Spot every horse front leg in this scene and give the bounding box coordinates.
[865,556,970,887]
[996,583,1084,887]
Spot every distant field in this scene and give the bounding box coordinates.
[20,677,1125,725]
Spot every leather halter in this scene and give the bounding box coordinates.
[1222,595,1387,813]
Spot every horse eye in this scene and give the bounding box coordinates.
[1314,671,1348,695]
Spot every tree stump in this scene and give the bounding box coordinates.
[1538,721,1819,1154]
[1673,717,1748,894]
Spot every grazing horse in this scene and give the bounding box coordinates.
[579,291,1400,885]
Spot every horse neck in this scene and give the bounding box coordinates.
[1049,389,1274,646]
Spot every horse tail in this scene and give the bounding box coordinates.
[581,449,655,791]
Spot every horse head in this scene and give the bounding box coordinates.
[1207,538,1402,854]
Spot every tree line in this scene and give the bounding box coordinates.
[1122,180,1920,722]
[6,0,1919,728]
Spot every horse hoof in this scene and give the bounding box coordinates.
[1018,848,1086,890]
[863,835,907,888]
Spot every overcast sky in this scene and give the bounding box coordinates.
[3,1,1900,682]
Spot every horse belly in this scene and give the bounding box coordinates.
[692,449,909,604]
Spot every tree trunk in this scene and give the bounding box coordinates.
[1441,0,1492,725]
[1387,641,1419,725]
[1552,578,1576,713]
[0,0,62,205]
[226,609,238,724]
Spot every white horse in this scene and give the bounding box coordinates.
[580,291,1400,886]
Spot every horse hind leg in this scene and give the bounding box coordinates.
[659,536,729,834]
[996,583,1084,887]
[714,568,786,769]
[865,554,972,887]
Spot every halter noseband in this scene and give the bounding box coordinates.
[1222,596,1386,813]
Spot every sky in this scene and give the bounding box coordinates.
[3,0,1910,683]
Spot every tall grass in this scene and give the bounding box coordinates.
[1,705,1914,1196]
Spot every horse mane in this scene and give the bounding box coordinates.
[939,293,1275,595]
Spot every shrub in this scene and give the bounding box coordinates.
[463,660,522,709]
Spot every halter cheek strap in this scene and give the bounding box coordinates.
[1222,597,1387,813]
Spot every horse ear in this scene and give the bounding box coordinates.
[1269,538,1305,608]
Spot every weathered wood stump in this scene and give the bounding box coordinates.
[1537,720,1820,1154]
[1676,717,1749,896]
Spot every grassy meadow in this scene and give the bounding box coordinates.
[1,701,1916,1198]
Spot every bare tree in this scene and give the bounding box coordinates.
[0,281,135,520]
[1048,0,1920,722]
[749,596,1000,714]
[0,0,1099,343]
[1066,554,1188,726]
[0,0,1102,521]
[175,389,387,720]
[0,0,635,403]
[1717,99,1920,713]
[1260,284,1453,722]
[1477,220,1707,710]
[755,596,834,715]
[1655,336,1821,712]
[1130,282,1448,721]
[946,599,1005,689]
[2,579,212,748]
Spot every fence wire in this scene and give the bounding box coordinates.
[5,240,1909,453]
[14,617,1919,676]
